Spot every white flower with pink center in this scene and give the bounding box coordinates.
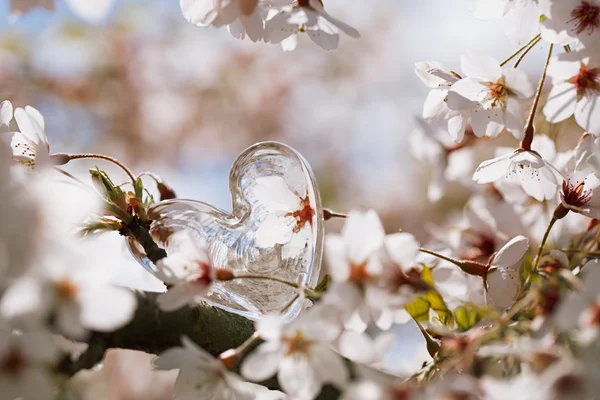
[9,106,51,170]
[264,0,360,51]
[414,62,469,142]
[541,0,600,45]
[543,47,600,134]
[447,54,534,140]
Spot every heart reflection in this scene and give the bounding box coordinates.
[128,142,324,321]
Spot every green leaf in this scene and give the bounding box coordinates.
[421,266,453,325]
[134,177,144,200]
[405,297,430,322]
[454,305,481,332]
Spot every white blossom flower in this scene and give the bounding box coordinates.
[10,106,51,170]
[543,47,600,134]
[70,349,178,400]
[157,336,286,400]
[554,260,600,334]
[486,235,529,309]
[560,169,600,218]
[253,175,315,258]
[469,0,542,45]
[241,313,348,400]
[264,0,360,51]
[541,0,600,46]
[414,62,469,142]
[473,136,564,202]
[154,241,214,312]
[180,0,265,42]
[0,251,137,338]
[447,54,534,139]
[0,326,59,400]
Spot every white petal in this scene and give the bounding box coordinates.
[341,210,385,264]
[264,11,295,44]
[325,235,351,281]
[471,107,504,138]
[256,314,285,341]
[503,68,534,98]
[307,28,339,51]
[384,232,419,270]
[0,100,13,127]
[486,265,520,309]
[543,82,577,123]
[337,330,373,364]
[460,54,501,81]
[447,78,485,104]
[157,285,195,312]
[240,11,264,42]
[278,356,321,400]
[79,285,137,331]
[447,113,467,142]
[309,344,349,388]
[180,0,217,26]
[575,94,600,134]
[241,342,284,382]
[422,89,450,122]
[314,7,360,38]
[494,235,529,268]
[473,153,512,184]
[14,107,44,146]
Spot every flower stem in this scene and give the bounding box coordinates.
[533,215,558,270]
[512,35,542,68]
[323,208,347,220]
[500,34,541,67]
[520,44,554,151]
[58,153,137,184]
[419,248,463,267]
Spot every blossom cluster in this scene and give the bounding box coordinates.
[4,0,600,400]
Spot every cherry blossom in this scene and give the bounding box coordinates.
[469,0,542,45]
[447,54,534,139]
[180,0,265,42]
[414,62,469,142]
[70,349,178,400]
[485,235,529,309]
[157,336,287,400]
[154,241,215,312]
[264,0,360,51]
[253,175,316,257]
[560,170,600,218]
[473,135,564,202]
[541,0,600,46]
[0,326,59,400]
[543,47,600,134]
[10,106,51,170]
[241,313,348,400]
[0,249,137,338]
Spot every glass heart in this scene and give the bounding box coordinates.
[127,141,324,321]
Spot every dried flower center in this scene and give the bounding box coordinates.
[0,347,28,375]
[562,178,593,208]
[283,331,311,355]
[482,77,508,108]
[189,261,213,287]
[568,63,600,101]
[286,195,315,233]
[56,278,78,302]
[348,260,371,284]
[569,1,600,35]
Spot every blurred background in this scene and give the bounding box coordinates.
[0,0,553,374]
[0,0,551,238]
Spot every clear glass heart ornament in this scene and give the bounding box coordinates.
[127,142,324,321]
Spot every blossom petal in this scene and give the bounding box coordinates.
[473,153,512,184]
[0,100,13,127]
[241,342,285,382]
[494,235,529,268]
[278,356,321,400]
